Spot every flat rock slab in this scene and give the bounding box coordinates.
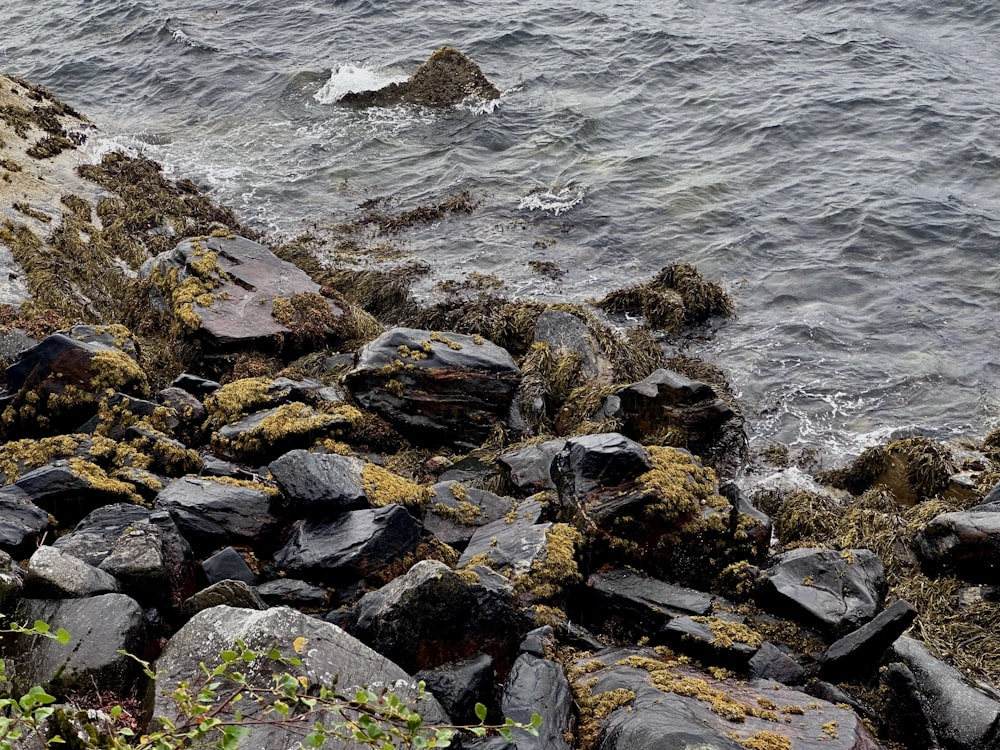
[423,481,514,549]
[820,598,917,680]
[457,499,550,575]
[344,327,521,449]
[498,438,567,494]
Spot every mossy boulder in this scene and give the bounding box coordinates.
[339,46,501,107]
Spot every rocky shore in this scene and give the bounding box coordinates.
[1,63,999,750]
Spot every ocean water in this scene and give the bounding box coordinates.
[6,0,1000,467]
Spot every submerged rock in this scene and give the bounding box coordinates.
[339,46,501,107]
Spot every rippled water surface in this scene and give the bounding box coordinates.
[7,0,1000,462]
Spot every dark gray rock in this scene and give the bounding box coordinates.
[154,476,282,554]
[915,509,1000,583]
[423,481,514,549]
[139,235,345,350]
[344,327,521,449]
[352,559,525,677]
[24,546,120,598]
[255,578,329,609]
[551,433,652,504]
[14,459,137,526]
[761,547,887,638]
[170,372,221,398]
[214,403,353,463]
[501,654,574,750]
[820,598,918,680]
[498,439,567,494]
[890,635,1000,750]
[9,594,147,697]
[274,505,423,584]
[339,46,501,107]
[878,661,941,749]
[181,579,266,619]
[0,550,23,612]
[415,653,495,724]
[457,499,550,575]
[747,642,806,686]
[153,606,448,747]
[267,449,368,516]
[660,615,761,669]
[201,546,256,586]
[0,485,52,557]
[53,503,162,565]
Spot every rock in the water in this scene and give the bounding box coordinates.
[915,507,1000,583]
[9,593,147,697]
[273,505,424,585]
[153,606,448,747]
[24,545,120,598]
[415,653,496,725]
[501,653,574,750]
[0,485,52,557]
[154,476,281,554]
[352,559,525,677]
[140,234,346,351]
[181,579,266,619]
[890,635,1000,749]
[820,598,918,680]
[344,327,521,449]
[760,547,887,638]
[339,46,501,107]
[268,449,368,516]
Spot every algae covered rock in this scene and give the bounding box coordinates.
[339,46,501,107]
[344,327,522,449]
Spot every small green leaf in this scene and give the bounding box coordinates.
[32,620,49,634]
[474,702,487,723]
[55,628,70,645]
[220,650,238,663]
[498,728,514,743]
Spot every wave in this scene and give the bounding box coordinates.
[313,64,407,105]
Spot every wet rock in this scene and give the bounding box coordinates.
[351,559,525,677]
[0,551,23,612]
[551,433,652,504]
[915,507,1000,583]
[52,503,159,566]
[9,593,147,697]
[760,548,887,638]
[14,458,139,525]
[572,646,879,750]
[181,579,266,619]
[0,485,52,557]
[255,578,329,608]
[156,385,207,425]
[820,598,918,681]
[457,499,550,574]
[660,615,762,669]
[267,449,368,516]
[501,653,574,750]
[415,653,496,724]
[747,642,807,686]
[24,545,120,598]
[890,636,1000,749]
[498,439,567,494]
[339,46,501,107]
[77,391,175,438]
[201,546,256,586]
[154,476,282,554]
[153,606,448,747]
[213,402,354,462]
[273,505,423,585]
[423,480,514,549]
[170,372,220,398]
[581,568,713,641]
[878,661,941,749]
[123,424,202,476]
[344,327,521,449]
[140,234,345,351]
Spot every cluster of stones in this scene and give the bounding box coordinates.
[1,65,1000,750]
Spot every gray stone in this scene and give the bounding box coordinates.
[498,439,567,494]
[820,599,918,680]
[53,503,159,566]
[181,579,266,619]
[423,481,514,549]
[25,545,120,598]
[915,509,1000,583]
[0,485,52,557]
[501,654,574,750]
[415,653,495,725]
[201,546,256,586]
[747,642,806,686]
[255,578,329,608]
[457,500,550,575]
[268,449,368,516]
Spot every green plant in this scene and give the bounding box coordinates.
[0,621,542,750]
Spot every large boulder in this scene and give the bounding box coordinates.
[915,505,1000,583]
[344,328,522,449]
[24,545,120,599]
[267,449,369,516]
[152,606,448,747]
[339,46,501,108]
[501,653,574,750]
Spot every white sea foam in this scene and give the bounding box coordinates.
[313,64,406,105]
[517,185,584,215]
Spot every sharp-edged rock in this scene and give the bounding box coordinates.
[820,598,918,680]
[24,545,120,598]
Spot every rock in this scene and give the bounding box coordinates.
[13,458,140,525]
[52,503,161,565]
[551,433,652,504]
[267,449,368,516]
[0,550,23,612]
[213,402,355,462]
[498,439,567,494]
[351,559,525,677]
[915,508,1000,583]
[457,499,550,575]
[201,546,256,586]
[878,662,941,749]
[660,615,762,669]
[139,234,346,351]
[153,606,448,747]
[890,636,1000,749]
[154,476,282,554]
[572,646,879,750]
[339,46,501,107]
[760,548,887,638]
[273,505,424,585]
[170,372,221,398]
[181,579,266,619]
[24,545,120,598]
[8,593,147,697]
[255,578,329,609]
[747,642,806,686]
[415,653,496,724]
[501,654,574,750]
[0,485,52,557]
[820,599,918,680]
[344,327,521,449]
[583,568,714,641]
[423,481,514,549]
